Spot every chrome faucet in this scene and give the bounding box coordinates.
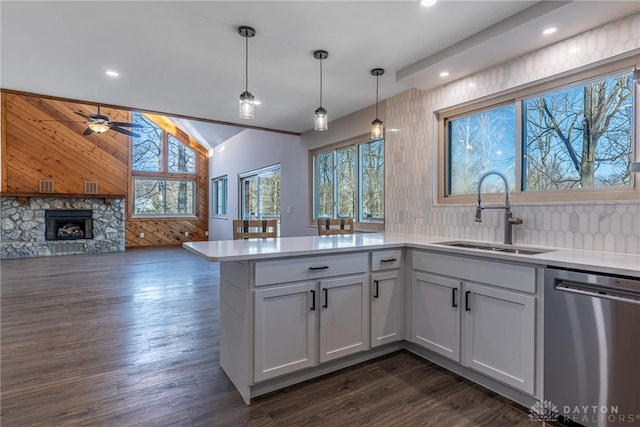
[475,171,522,245]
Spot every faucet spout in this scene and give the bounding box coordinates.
[475,171,521,244]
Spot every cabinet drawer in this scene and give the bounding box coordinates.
[255,252,368,286]
[371,249,402,271]
[412,251,536,293]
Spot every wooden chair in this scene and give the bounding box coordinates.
[317,218,354,235]
[233,219,278,239]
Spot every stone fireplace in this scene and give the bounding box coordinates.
[1,197,124,258]
[45,209,94,241]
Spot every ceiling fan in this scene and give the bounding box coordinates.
[74,106,142,137]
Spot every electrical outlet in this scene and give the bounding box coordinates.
[205,231,209,236]
[139,232,144,238]
[184,231,189,237]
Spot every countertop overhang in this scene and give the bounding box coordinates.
[183,232,639,277]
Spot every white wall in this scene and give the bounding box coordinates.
[208,129,310,240]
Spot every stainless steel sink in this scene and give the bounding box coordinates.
[434,241,554,255]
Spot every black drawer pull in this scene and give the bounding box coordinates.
[309,266,329,271]
[380,258,397,263]
[465,291,471,311]
[452,288,458,308]
[310,290,316,311]
[373,280,379,298]
[323,288,328,308]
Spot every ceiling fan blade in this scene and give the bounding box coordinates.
[75,111,90,119]
[110,121,143,128]
[110,125,140,138]
[83,127,94,136]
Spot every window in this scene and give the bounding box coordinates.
[239,165,280,221]
[131,112,197,216]
[134,178,195,215]
[438,59,638,203]
[212,176,227,217]
[312,137,384,224]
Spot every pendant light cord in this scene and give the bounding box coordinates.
[319,58,323,108]
[245,35,249,92]
[375,74,379,119]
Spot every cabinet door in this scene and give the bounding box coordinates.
[319,275,369,363]
[254,282,318,382]
[462,282,535,394]
[371,271,403,347]
[412,272,461,362]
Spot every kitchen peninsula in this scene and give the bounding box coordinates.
[184,233,639,406]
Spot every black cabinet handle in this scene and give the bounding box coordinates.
[465,291,471,311]
[322,288,328,308]
[310,290,316,311]
[452,288,458,308]
[309,266,329,271]
[380,258,397,263]
[373,280,379,298]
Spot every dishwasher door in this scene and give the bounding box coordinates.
[544,268,640,427]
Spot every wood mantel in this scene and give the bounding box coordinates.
[0,193,126,206]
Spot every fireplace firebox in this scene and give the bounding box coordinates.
[45,210,93,241]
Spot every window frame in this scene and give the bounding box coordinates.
[211,175,228,218]
[437,56,639,205]
[310,133,385,231]
[238,164,281,222]
[132,177,196,217]
[130,112,198,218]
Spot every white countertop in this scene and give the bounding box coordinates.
[183,232,640,277]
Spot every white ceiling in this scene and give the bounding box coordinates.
[2,1,639,141]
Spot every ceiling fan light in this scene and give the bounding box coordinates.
[371,118,384,140]
[88,121,110,133]
[239,91,255,119]
[314,106,328,131]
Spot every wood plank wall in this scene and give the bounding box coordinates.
[1,92,209,248]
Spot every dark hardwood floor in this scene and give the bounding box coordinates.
[1,248,539,426]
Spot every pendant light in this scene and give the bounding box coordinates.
[370,68,384,140]
[313,50,329,131]
[238,26,256,119]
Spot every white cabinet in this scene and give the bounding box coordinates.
[254,273,369,381]
[319,275,369,362]
[371,270,403,347]
[411,272,461,361]
[462,282,535,394]
[254,282,318,382]
[410,251,537,395]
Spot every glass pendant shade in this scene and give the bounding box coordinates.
[371,118,384,139]
[314,107,328,131]
[88,121,110,133]
[239,91,255,119]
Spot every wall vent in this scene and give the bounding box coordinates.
[39,180,54,193]
[84,181,99,194]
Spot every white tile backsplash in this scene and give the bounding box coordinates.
[385,13,640,254]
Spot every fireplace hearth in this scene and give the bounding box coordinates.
[45,210,93,241]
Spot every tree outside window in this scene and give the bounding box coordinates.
[313,138,385,223]
[131,112,197,217]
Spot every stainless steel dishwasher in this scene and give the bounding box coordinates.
[545,267,640,427]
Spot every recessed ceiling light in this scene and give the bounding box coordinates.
[569,47,579,54]
[388,128,399,132]
[440,71,450,77]
[254,100,261,105]
[104,70,119,77]
[468,82,476,88]
[418,0,437,6]
[542,27,557,36]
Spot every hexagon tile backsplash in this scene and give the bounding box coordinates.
[384,13,640,255]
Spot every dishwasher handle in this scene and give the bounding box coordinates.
[555,280,640,305]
